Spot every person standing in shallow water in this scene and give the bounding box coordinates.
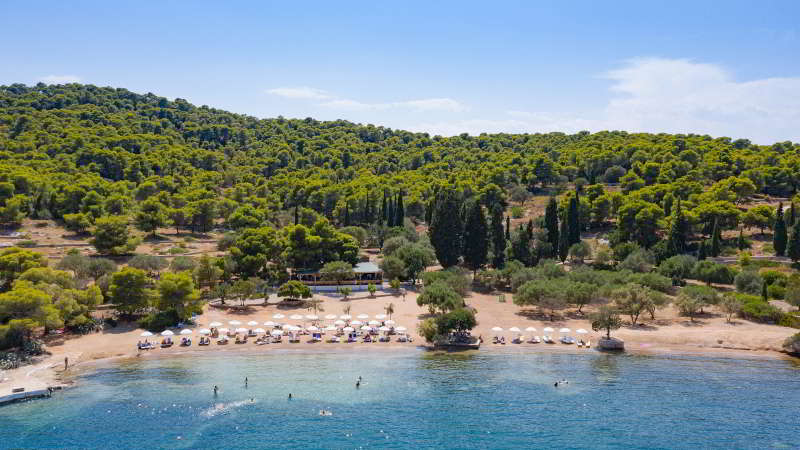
[213,386,218,396]
[245,377,248,388]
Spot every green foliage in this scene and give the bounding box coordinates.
[382,236,410,257]
[134,198,167,235]
[775,205,787,257]
[416,281,462,315]
[91,216,137,255]
[591,306,622,339]
[277,280,312,301]
[435,308,477,335]
[108,267,151,316]
[568,241,591,264]
[170,256,197,273]
[734,269,763,295]
[0,247,47,290]
[618,248,655,273]
[462,201,489,272]
[658,254,698,282]
[737,294,784,324]
[489,205,506,268]
[63,212,92,234]
[429,189,463,268]
[692,260,735,285]
[421,268,470,297]
[138,309,180,332]
[319,261,355,284]
[788,225,800,263]
[394,243,436,283]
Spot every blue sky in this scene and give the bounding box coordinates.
[2,0,799,142]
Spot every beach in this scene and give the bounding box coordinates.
[3,286,796,400]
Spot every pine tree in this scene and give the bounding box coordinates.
[505,216,511,241]
[544,197,559,257]
[462,202,489,273]
[698,240,707,260]
[788,225,800,263]
[558,216,569,262]
[737,229,747,251]
[429,190,463,268]
[394,193,405,227]
[774,203,787,256]
[294,205,298,225]
[667,199,689,255]
[710,218,722,257]
[567,195,580,246]
[490,205,506,268]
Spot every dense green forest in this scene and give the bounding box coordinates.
[3,83,800,352]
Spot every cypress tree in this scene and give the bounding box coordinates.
[544,197,559,257]
[663,193,674,217]
[525,219,534,240]
[558,216,569,262]
[429,190,464,268]
[344,201,350,226]
[737,229,747,251]
[788,202,796,228]
[774,203,787,256]
[710,218,722,257]
[567,195,580,246]
[788,225,800,263]
[762,280,769,302]
[490,205,506,268]
[394,193,405,227]
[505,216,511,241]
[387,197,395,227]
[462,202,489,273]
[381,190,388,224]
[424,198,435,224]
[294,205,299,225]
[667,199,689,255]
[698,240,707,260]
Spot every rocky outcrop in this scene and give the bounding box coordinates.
[597,337,625,351]
[782,333,800,356]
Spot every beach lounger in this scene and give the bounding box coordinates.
[512,336,523,344]
[586,341,591,348]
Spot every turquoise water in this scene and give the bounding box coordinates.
[2,349,799,449]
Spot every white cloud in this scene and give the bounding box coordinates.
[266,86,332,100]
[267,86,467,113]
[38,75,81,84]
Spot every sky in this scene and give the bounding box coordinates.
[1,0,799,143]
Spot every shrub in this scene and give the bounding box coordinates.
[510,206,524,218]
[738,296,783,324]
[692,260,736,285]
[768,284,785,300]
[18,240,37,248]
[627,272,672,293]
[168,246,188,255]
[421,268,470,297]
[612,242,640,262]
[138,309,181,331]
[658,255,698,282]
[382,236,410,257]
[761,270,788,287]
[734,269,763,295]
[217,233,237,251]
[618,249,655,273]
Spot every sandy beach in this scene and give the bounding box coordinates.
[3,286,797,399]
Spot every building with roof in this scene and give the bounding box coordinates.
[291,262,383,286]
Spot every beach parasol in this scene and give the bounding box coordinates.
[350,320,363,326]
[325,314,337,320]
[385,319,395,326]
[576,329,588,334]
[357,314,369,319]
[254,328,266,334]
[272,314,285,319]
[375,314,387,320]
[271,329,284,336]
[218,327,230,334]
[198,329,211,335]
[559,328,571,334]
[161,330,174,336]
[325,325,337,332]
[368,320,380,326]
[339,314,352,320]
[360,325,371,331]
[307,325,319,332]
[264,321,276,327]
[209,322,222,327]
[140,331,153,337]
[180,329,193,335]
[305,314,319,321]
[247,321,259,326]
[491,327,503,332]
[343,326,354,333]
[509,327,521,333]
[235,327,248,334]
[543,327,554,333]
[334,320,346,326]
[378,326,391,332]
[229,320,242,326]
[395,326,407,332]
[289,314,303,320]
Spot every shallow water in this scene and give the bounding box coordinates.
[1,349,799,449]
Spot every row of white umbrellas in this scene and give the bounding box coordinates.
[490,327,589,334]
[141,324,407,338]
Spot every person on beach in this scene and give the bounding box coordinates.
[213,385,218,396]
[64,357,68,371]
[356,380,360,389]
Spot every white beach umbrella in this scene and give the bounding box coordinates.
[235,327,248,334]
[491,327,503,332]
[325,325,337,332]
[272,314,285,319]
[208,322,222,327]
[339,314,352,320]
[254,328,266,334]
[395,326,407,332]
[180,329,193,335]
[385,319,396,326]
[375,314,387,320]
[576,329,588,334]
[289,314,303,320]
[543,327,554,333]
[218,327,230,334]
[140,331,153,337]
[559,328,571,334]
[343,326,354,333]
[161,330,174,336]
[288,325,302,332]
[350,320,363,326]
[229,320,242,326]
[334,320,346,326]
[198,329,211,335]
[525,327,537,332]
[264,321,276,327]
[379,326,391,332]
[271,329,284,336]
[325,314,337,320]
[307,325,319,332]
[360,325,372,331]
[368,320,380,326]
[305,314,319,321]
[509,327,521,333]
[357,314,369,319]
[247,321,259,326]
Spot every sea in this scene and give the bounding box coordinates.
[1,348,799,449]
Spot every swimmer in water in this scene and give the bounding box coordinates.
[213,385,218,396]
[356,380,360,388]
[288,393,292,399]
[245,377,248,388]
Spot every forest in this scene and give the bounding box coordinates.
[2,83,800,352]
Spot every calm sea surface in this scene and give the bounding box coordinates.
[1,349,799,449]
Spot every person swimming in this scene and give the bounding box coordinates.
[288,393,292,399]
[356,380,360,388]
[319,409,333,416]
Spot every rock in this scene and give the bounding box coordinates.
[597,337,625,351]
[782,333,800,356]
